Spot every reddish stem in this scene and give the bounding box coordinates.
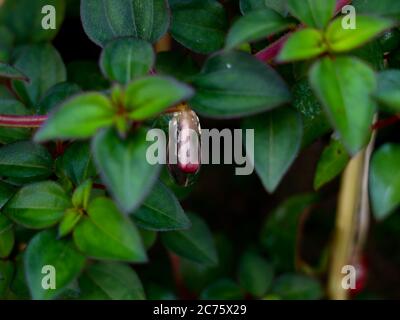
[0,115,48,128]
[336,0,352,13]
[372,115,400,131]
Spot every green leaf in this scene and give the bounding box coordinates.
[326,15,394,53]
[375,70,400,112]
[9,255,30,299]
[3,181,71,229]
[0,141,53,180]
[314,138,349,190]
[240,0,287,16]
[0,181,16,210]
[170,0,228,54]
[200,279,244,300]
[0,62,28,81]
[226,8,293,50]
[78,262,145,300]
[238,250,274,298]
[0,260,14,298]
[92,128,161,214]
[309,56,376,155]
[81,0,170,47]
[353,0,400,19]
[58,209,82,238]
[125,76,194,120]
[38,82,81,115]
[287,0,335,29]
[100,38,155,84]
[67,60,109,91]
[370,144,400,220]
[11,44,66,106]
[155,51,200,82]
[72,180,92,210]
[0,26,14,62]
[0,98,31,145]
[35,93,115,142]
[260,194,316,271]
[56,142,97,187]
[242,107,303,193]
[73,197,147,262]
[0,215,14,258]
[191,51,290,118]
[271,274,323,300]
[24,230,85,300]
[278,29,327,62]
[161,213,218,266]
[0,0,66,43]
[291,79,331,148]
[132,181,191,231]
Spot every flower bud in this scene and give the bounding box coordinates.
[167,107,201,186]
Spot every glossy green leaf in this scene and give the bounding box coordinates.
[260,194,316,271]
[238,250,274,298]
[309,56,376,155]
[291,79,331,147]
[170,0,228,54]
[0,98,31,145]
[100,38,155,84]
[0,181,16,210]
[326,15,394,53]
[56,142,97,187]
[314,138,349,190]
[226,9,292,50]
[58,209,82,238]
[240,0,287,15]
[161,213,218,266]
[78,262,145,300]
[92,128,161,214]
[125,76,194,120]
[287,0,335,29]
[132,181,190,231]
[155,51,199,82]
[271,274,323,300]
[375,70,400,112]
[73,197,147,262]
[0,141,53,180]
[24,230,85,300]
[38,82,81,115]
[0,0,66,43]
[72,180,92,210]
[191,51,290,118]
[0,62,28,81]
[179,234,234,294]
[11,44,66,106]
[3,181,71,229]
[200,279,244,300]
[81,0,170,47]
[278,29,327,62]
[370,144,400,220]
[35,93,115,142]
[242,107,303,193]
[140,229,158,250]
[353,0,400,18]
[0,215,14,258]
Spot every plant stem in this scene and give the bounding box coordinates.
[327,126,376,300]
[0,115,48,128]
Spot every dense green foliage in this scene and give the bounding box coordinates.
[0,0,400,300]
